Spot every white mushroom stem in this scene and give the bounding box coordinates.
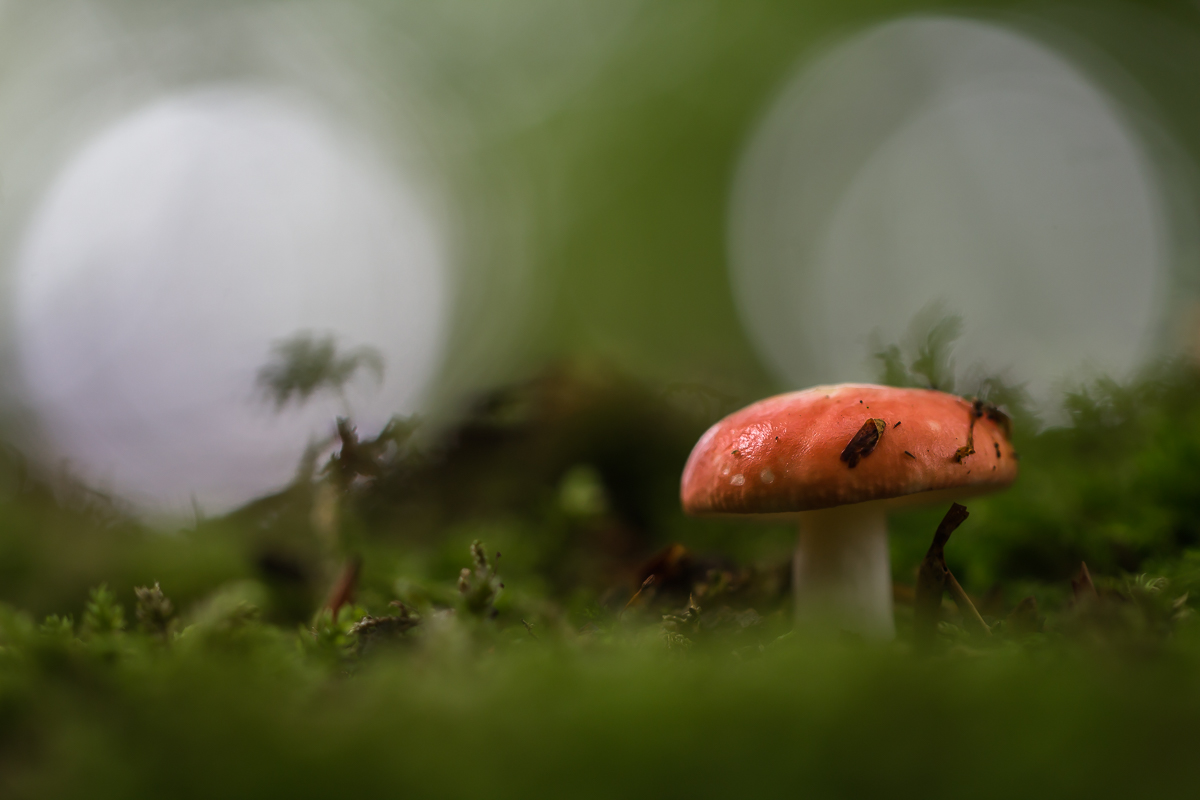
[793,503,894,639]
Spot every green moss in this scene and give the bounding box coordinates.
[2,359,1200,796]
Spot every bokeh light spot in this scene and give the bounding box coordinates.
[15,87,449,514]
[729,16,1171,415]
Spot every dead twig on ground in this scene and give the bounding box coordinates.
[915,503,989,642]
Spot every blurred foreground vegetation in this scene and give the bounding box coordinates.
[4,358,1200,796]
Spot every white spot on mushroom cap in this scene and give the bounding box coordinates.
[760,469,775,484]
[731,474,746,486]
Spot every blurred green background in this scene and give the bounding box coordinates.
[4,1,1200,797]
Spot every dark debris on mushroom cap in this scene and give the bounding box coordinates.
[680,383,1017,515]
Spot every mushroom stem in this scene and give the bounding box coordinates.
[794,504,894,638]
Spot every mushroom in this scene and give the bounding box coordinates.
[680,383,1017,638]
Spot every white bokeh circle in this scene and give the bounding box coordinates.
[729,16,1171,415]
[16,87,449,514]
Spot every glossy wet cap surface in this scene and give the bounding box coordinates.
[681,383,1018,515]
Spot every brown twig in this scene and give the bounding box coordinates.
[620,574,657,619]
[325,556,362,622]
[1071,562,1098,602]
[945,572,990,635]
[954,404,980,463]
[1006,596,1041,634]
[915,503,979,642]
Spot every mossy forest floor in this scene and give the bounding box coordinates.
[4,360,1200,797]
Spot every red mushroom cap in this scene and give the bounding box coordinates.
[681,383,1018,516]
